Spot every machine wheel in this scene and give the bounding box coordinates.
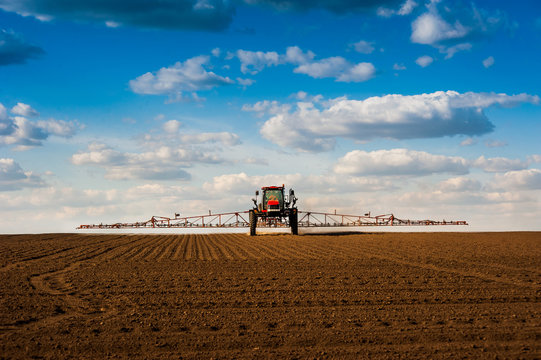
[249,210,257,236]
[289,210,298,235]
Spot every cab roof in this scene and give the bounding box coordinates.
[261,185,284,190]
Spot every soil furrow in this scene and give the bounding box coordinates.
[1,232,539,360]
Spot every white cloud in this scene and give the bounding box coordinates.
[338,62,376,82]
[236,77,255,87]
[36,119,78,137]
[129,55,233,100]
[489,169,541,190]
[177,132,240,146]
[235,46,314,75]
[485,139,507,148]
[483,56,495,68]
[284,46,315,64]
[529,155,541,164]
[393,63,406,71]
[234,46,374,82]
[211,47,221,57]
[294,57,375,82]
[460,137,477,146]
[294,56,346,78]
[162,119,182,134]
[410,1,506,57]
[0,158,45,191]
[0,102,79,150]
[105,21,120,28]
[437,177,481,192]
[72,123,241,180]
[377,0,418,17]
[472,156,528,173]
[351,40,375,54]
[415,55,433,67]
[236,49,281,74]
[202,172,394,195]
[397,0,417,15]
[333,149,469,176]
[411,12,468,45]
[11,102,39,117]
[253,91,538,152]
[442,42,472,59]
[72,143,196,180]
[242,100,291,117]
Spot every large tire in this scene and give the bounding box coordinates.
[289,210,298,235]
[249,210,257,236]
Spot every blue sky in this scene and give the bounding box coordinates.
[0,0,540,232]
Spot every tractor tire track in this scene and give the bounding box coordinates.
[6,235,154,334]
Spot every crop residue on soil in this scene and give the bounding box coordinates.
[0,232,540,359]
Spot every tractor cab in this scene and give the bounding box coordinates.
[260,186,284,213]
[250,185,298,236]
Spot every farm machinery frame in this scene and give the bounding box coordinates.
[249,185,298,236]
[78,184,468,232]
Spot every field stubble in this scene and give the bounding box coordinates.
[0,232,539,359]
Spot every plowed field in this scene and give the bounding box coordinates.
[1,232,540,359]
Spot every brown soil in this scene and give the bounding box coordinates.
[0,232,540,359]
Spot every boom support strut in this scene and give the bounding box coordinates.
[77,210,467,229]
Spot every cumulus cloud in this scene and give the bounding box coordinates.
[211,47,221,57]
[236,77,255,87]
[202,172,394,195]
[489,169,541,190]
[284,46,315,64]
[410,1,507,57]
[437,177,481,192]
[241,100,291,116]
[150,120,241,146]
[236,50,281,74]
[485,140,507,148]
[0,102,79,150]
[129,55,233,101]
[333,149,469,176]
[11,103,39,117]
[351,40,375,54]
[443,42,471,59]
[415,55,433,67]
[72,123,240,180]
[0,29,44,66]
[247,91,538,152]
[294,57,375,82]
[72,143,196,180]
[411,11,468,45]
[460,137,477,146]
[0,0,235,32]
[483,56,495,68]
[235,46,314,74]
[377,0,418,17]
[472,156,528,173]
[529,155,541,164]
[234,46,374,82]
[162,119,182,134]
[0,158,46,191]
[333,150,531,177]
